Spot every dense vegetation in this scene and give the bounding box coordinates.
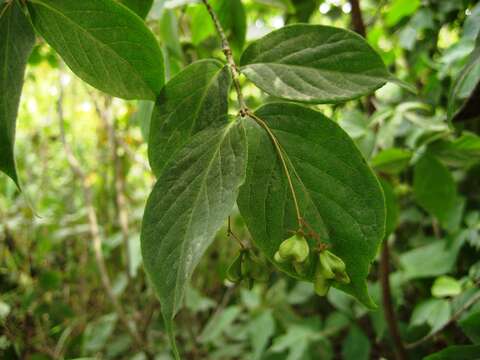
[1,0,480,359]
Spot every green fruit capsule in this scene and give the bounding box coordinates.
[278,234,310,263]
[274,251,285,263]
[226,252,244,283]
[314,272,331,296]
[318,250,350,284]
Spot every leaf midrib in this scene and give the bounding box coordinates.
[171,121,238,318]
[242,62,388,79]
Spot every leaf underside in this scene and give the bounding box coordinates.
[141,120,247,324]
[148,59,231,176]
[238,103,385,308]
[240,24,390,104]
[0,0,35,186]
[27,0,164,100]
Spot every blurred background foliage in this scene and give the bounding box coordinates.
[1,0,480,359]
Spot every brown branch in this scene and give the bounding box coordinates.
[379,243,408,360]
[56,74,149,354]
[349,0,366,37]
[405,283,480,349]
[348,0,376,114]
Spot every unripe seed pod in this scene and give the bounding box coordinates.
[274,251,285,263]
[318,250,349,284]
[314,271,331,296]
[226,252,244,283]
[278,234,309,263]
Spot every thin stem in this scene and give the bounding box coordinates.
[379,243,408,360]
[405,282,480,349]
[227,216,247,249]
[201,0,247,112]
[246,111,303,229]
[202,0,303,230]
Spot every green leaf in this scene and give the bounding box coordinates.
[117,0,153,18]
[27,0,164,100]
[413,154,458,227]
[380,178,399,238]
[342,326,371,360]
[423,345,480,360]
[430,132,480,168]
[240,24,389,104]
[431,276,462,298]
[238,103,385,308]
[188,0,246,54]
[212,0,246,53]
[199,306,242,344]
[459,311,480,343]
[0,0,35,186]
[371,148,412,174]
[148,59,231,176]
[83,314,118,354]
[248,310,276,360]
[141,121,247,339]
[385,0,421,27]
[410,298,451,333]
[399,238,462,280]
[447,41,480,121]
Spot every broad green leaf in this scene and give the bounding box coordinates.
[371,148,412,174]
[238,103,385,308]
[431,276,462,298]
[148,59,231,176]
[118,0,153,18]
[141,121,247,341]
[0,0,35,186]
[413,154,458,227]
[342,326,371,360]
[27,0,164,100]
[459,311,480,343]
[424,345,480,360]
[240,25,390,104]
[447,40,480,121]
[399,237,462,280]
[430,132,480,168]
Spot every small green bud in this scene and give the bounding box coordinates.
[278,234,310,263]
[226,252,244,283]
